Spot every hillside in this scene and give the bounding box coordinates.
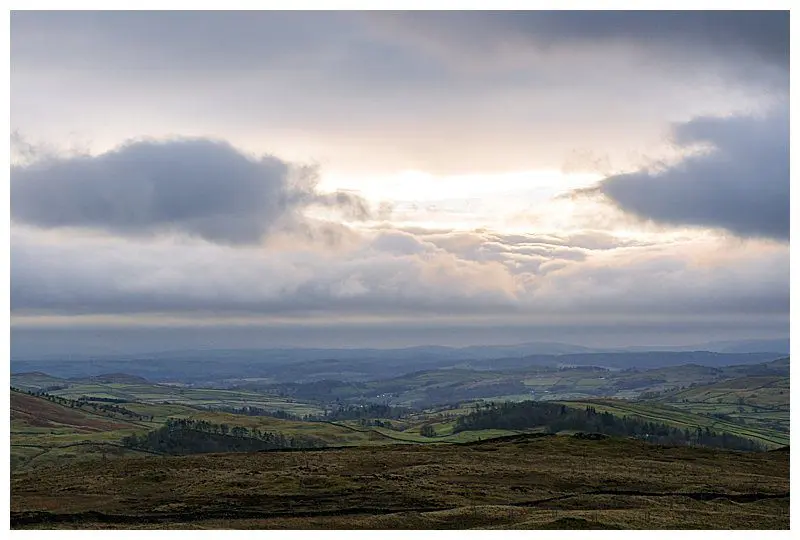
[11,350,785,384]
[649,375,789,441]
[9,390,520,471]
[661,376,789,407]
[10,390,159,471]
[557,398,788,448]
[80,373,151,384]
[11,435,789,529]
[11,372,71,392]
[11,391,141,433]
[10,364,791,530]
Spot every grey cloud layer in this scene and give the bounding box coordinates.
[9,12,789,335]
[11,11,786,175]
[11,229,518,316]
[11,138,368,245]
[14,11,787,72]
[11,226,788,322]
[589,108,789,241]
[375,11,789,68]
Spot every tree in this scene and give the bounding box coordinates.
[420,424,437,438]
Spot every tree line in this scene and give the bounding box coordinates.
[120,418,326,455]
[316,403,410,422]
[201,404,305,421]
[452,400,767,451]
[203,402,411,424]
[11,387,151,422]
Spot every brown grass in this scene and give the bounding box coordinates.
[11,392,135,432]
[11,434,789,529]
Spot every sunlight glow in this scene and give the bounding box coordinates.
[319,169,603,203]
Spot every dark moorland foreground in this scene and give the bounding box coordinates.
[10,345,790,530]
[11,434,789,529]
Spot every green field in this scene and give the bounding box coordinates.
[557,398,788,448]
[10,390,526,471]
[11,359,790,470]
[9,374,325,417]
[649,376,789,442]
[10,355,790,529]
[659,376,789,407]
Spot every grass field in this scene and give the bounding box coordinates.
[55,383,323,416]
[10,391,163,470]
[11,372,324,416]
[10,391,525,471]
[659,376,789,407]
[557,399,789,448]
[649,376,789,440]
[11,360,790,483]
[11,434,789,530]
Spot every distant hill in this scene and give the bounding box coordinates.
[620,338,789,355]
[10,372,70,392]
[11,348,786,384]
[703,339,789,354]
[660,375,789,409]
[72,373,150,384]
[10,390,138,433]
[480,351,784,372]
[721,356,789,377]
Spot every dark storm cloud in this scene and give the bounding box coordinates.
[12,11,787,177]
[588,108,789,241]
[10,138,370,245]
[376,11,789,68]
[509,11,788,65]
[13,11,788,81]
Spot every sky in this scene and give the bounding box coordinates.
[9,10,790,352]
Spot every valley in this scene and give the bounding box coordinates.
[10,348,790,529]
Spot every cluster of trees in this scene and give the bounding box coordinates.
[120,418,325,455]
[202,403,412,425]
[452,401,766,451]
[637,388,683,400]
[11,387,150,422]
[419,424,437,438]
[77,396,128,404]
[202,405,304,421]
[316,403,410,422]
[40,384,70,392]
[350,418,396,429]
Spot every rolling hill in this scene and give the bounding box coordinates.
[11,434,789,529]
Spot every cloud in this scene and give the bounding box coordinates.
[10,227,520,317]
[13,11,788,79]
[530,240,789,317]
[11,225,788,326]
[11,137,370,245]
[520,11,788,67]
[585,107,789,241]
[371,11,789,73]
[12,12,785,176]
